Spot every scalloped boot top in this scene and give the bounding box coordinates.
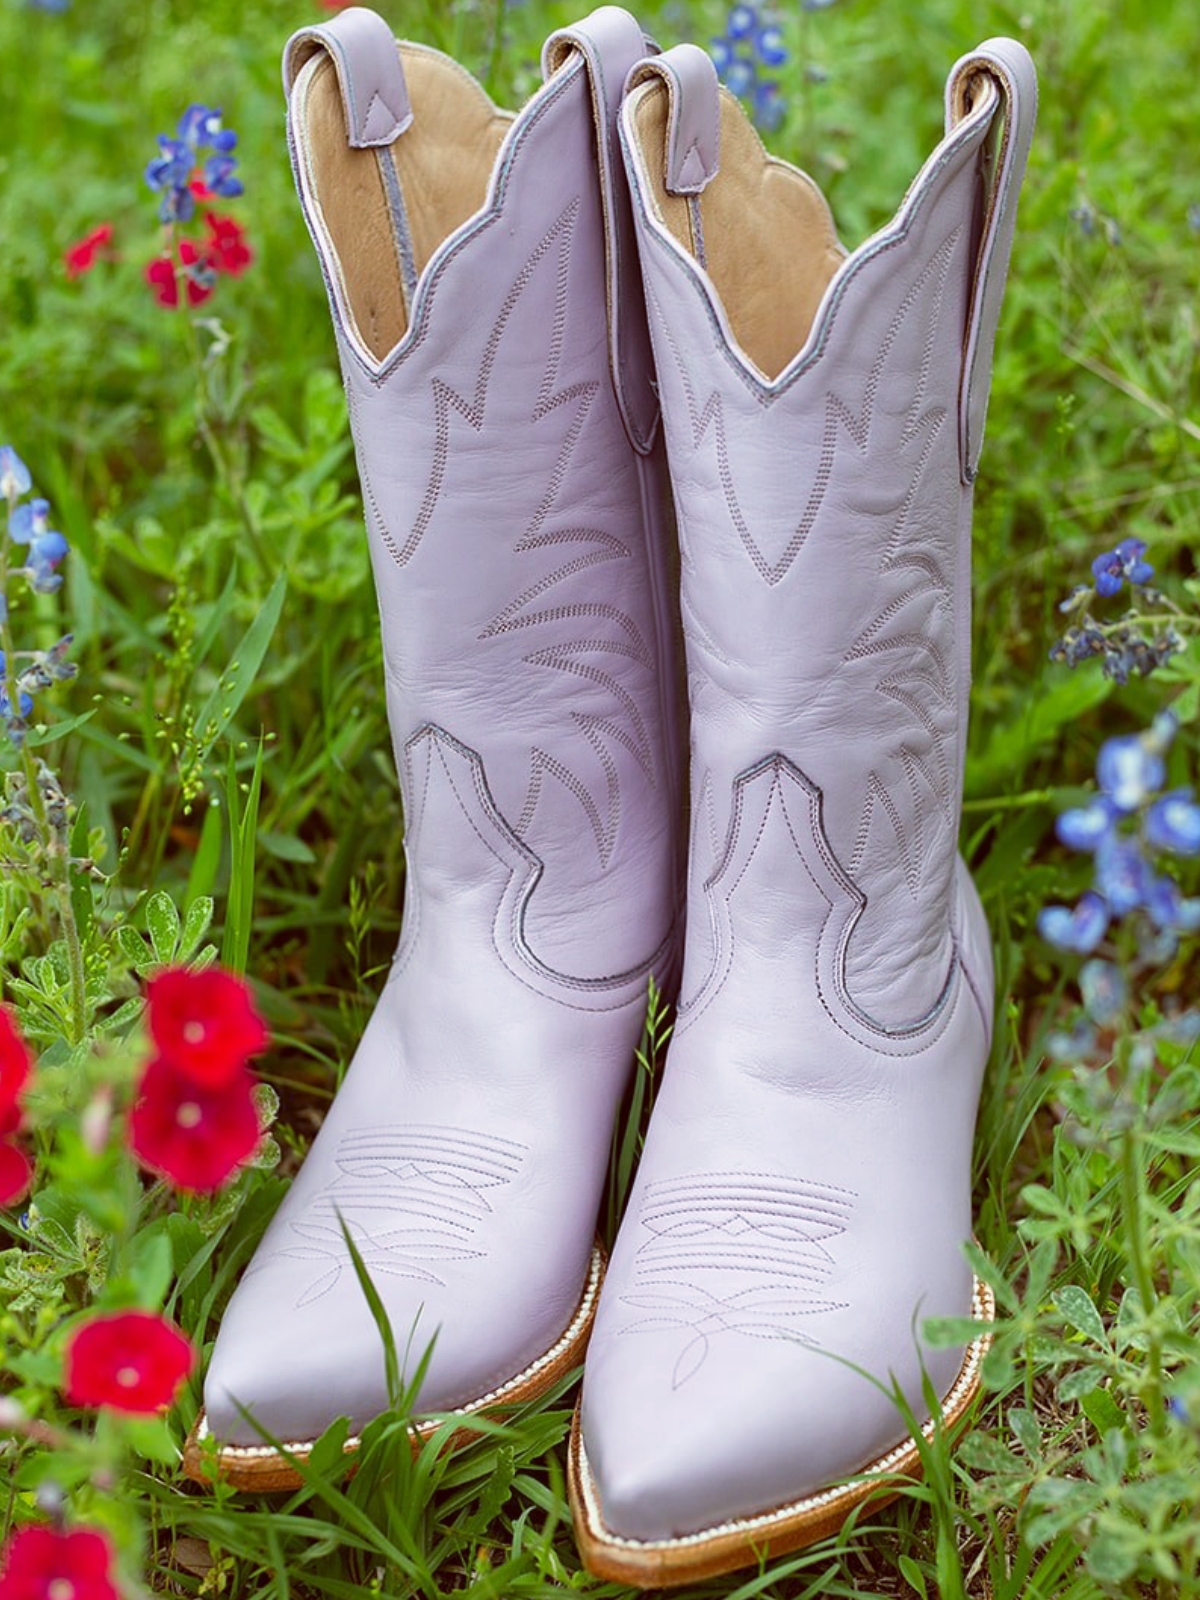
[185,3,686,1491]
[569,36,1036,1586]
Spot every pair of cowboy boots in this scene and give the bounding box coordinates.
[183,5,1036,1584]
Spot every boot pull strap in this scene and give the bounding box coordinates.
[945,37,1037,481]
[543,7,659,454]
[625,44,721,196]
[282,5,412,148]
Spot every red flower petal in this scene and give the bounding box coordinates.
[64,1310,196,1416]
[145,967,268,1086]
[0,1524,120,1600]
[145,254,179,309]
[0,1140,31,1207]
[203,211,253,277]
[129,1056,260,1193]
[0,1008,31,1114]
[64,222,115,279]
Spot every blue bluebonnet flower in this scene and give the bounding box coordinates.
[1042,713,1200,961]
[26,0,71,10]
[146,104,243,225]
[1091,536,1154,598]
[1038,891,1108,954]
[1098,731,1165,812]
[1188,204,1200,235]
[1146,791,1200,856]
[711,4,791,133]
[0,447,30,502]
[1056,798,1115,851]
[1079,958,1126,1026]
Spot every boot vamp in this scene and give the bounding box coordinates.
[205,947,636,1449]
[581,960,986,1541]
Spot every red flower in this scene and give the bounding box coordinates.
[0,1524,120,1600]
[63,223,114,280]
[129,1056,260,1192]
[0,1141,31,1208]
[64,1310,195,1415]
[0,1008,31,1113]
[189,176,215,203]
[144,239,213,310]
[203,212,253,277]
[146,967,268,1086]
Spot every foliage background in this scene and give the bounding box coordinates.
[1,0,1199,1594]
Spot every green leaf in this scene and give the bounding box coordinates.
[123,1415,180,1466]
[1057,1365,1103,1403]
[1056,1285,1108,1347]
[1009,1405,1042,1458]
[24,708,98,749]
[185,801,224,910]
[145,890,181,966]
[967,668,1113,797]
[115,923,153,976]
[259,830,316,865]
[126,1228,175,1308]
[1080,1388,1128,1437]
[194,570,287,757]
[179,897,214,963]
[898,1555,928,1597]
[220,742,263,975]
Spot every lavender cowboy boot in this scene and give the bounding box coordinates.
[184,5,683,1490]
[570,39,1036,1583]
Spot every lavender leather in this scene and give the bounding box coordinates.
[202,7,683,1450]
[578,41,1036,1539]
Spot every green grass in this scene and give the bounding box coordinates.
[1,0,1199,1593]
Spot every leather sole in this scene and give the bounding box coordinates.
[182,1243,605,1492]
[568,1274,994,1588]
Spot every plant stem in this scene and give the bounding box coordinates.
[0,490,88,1042]
[1120,1124,1166,1436]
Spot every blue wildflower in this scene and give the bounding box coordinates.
[1146,791,1200,856]
[1056,798,1116,852]
[1188,204,1200,235]
[1038,891,1109,954]
[754,24,788,66]
[754,80,786,133]
[1079,958,1127,1026]
[8,496,50,545]
[1091,536,1154,598]
[1095,836,1151,916]
[0,446,31,501]
[724,57,757,99]
[726,4,758,39]
[202,154,244,200]
[801,0,840,9]
[1168,1395,1191,1425]
[1098,733,1166,813]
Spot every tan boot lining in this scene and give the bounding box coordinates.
[632,85,846,382]
[300,46,513,360]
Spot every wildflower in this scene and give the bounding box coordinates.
[1188,203,1200,235]
[0,447,31,502]
[64,1310,195,1415]
[1037,891,1109,954]
[1055,797,1115,851]
[0,1133,32,1207]
[146,105,242,225]
[203,212,253,276]
[1079,957,1126,1026]
[146,967,268,1087]
[711,4,789,132]
[0,1008,31,1111]
[145,240,215,310]
[1095,835,1151,916]
[201,154,244,201]
[1091,536,1154,598]
[0,1525,120,1600]
[63,223,114,280]
[1097,732,1165,813]
[1145,790,1200,856]
[129,1056,260,1192]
